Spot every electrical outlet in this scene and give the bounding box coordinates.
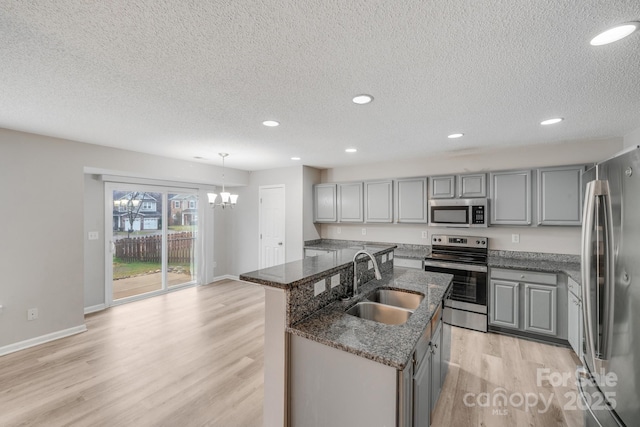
[368,260,373,270]
[314,280,326,296]
[421,231,428,239]
[362,228,366,236]
[331,274,340,288]
[88,231,99,240]
[512,234,520,243]
[27,308,38,321]
[212,261,217,268]
[337,227,341,234]
[389,252,394,260]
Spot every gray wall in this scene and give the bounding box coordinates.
[0,128,249,349]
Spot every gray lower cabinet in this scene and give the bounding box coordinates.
[338,182,364,222]
[395,177,428,223]
[490,170,532,225]
[537,165,584,226]
[413,319,443,427]
[429,321,443,415]
[490,279,520,329]
[567,277,583,358]
[489,268,559,339]
[365,180,393,223]
[313,184,337,222]
[523,283,557,336]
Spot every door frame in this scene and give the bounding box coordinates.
[258,184,286,269]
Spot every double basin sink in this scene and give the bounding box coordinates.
[346,288,424,325]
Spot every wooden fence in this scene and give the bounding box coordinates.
[114,232,195,263]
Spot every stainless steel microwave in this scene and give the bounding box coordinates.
[428,198,488,228]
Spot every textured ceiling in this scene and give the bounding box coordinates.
[1,1,639,171]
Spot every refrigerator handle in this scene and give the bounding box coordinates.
[581,181,597,370]
[582,180,615,373]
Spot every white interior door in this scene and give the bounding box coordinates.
[259,185,285,269]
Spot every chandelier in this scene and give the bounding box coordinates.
[207,153,238,208]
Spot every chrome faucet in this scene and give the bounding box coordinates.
[352,250,382,296]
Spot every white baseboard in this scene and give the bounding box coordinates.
[212,274,239,282]
[0,325,88,357]
[84,304,106,315]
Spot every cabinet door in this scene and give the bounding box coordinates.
[490,170,532,225]
[413,352,431,427]
[537,165,584,226]
[431,175,455,199]
[490,280,519,329]
[458,173,487,198]
[338,182,364,222]
[364,180,393,223]
[314,184,337,222]
[568,291,582,357]
[395,178,428,223]
[430,322,443,415]
[524,283,557,336]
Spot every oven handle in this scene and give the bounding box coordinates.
[424,259,487,273]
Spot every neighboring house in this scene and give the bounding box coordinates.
[168,194,198,226]
[112,192,162,232]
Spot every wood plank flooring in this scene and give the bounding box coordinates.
[431,327,584,427]
[1,279,584,427]
[0,279,265,427]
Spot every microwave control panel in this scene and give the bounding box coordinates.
[471,205,485,225]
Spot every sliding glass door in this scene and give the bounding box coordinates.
[106,183,198,304]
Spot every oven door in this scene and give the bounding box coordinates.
[423,260,487,312]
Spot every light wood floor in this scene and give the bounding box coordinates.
[431,327,584,427]
[1,279,584,427]
[0,279,265,427]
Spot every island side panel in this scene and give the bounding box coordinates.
[289,334,397,427]
[264,287,288,427]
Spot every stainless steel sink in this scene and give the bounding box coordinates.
[345,302,413,325]
[365,288,424,311]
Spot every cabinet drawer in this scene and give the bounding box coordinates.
[490,268,557,285]
[394,257,424,269]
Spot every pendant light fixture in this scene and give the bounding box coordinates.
[207,153,239,208]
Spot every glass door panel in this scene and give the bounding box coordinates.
[167,192,197,287]
[111,188,164,301]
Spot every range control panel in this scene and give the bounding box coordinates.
[432,234,488,248]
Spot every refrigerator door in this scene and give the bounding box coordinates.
[583,147,640,426]
[578,371,624,427]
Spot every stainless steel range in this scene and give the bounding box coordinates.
[424,234,488,332]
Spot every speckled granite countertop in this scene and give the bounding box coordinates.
[240,244,396,289]
[288,268,453,370]
[305,239,430,260]
[488,251,581,285]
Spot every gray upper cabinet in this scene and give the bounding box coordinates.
[430,175,455,199]
[537,165,584,226]
[458,173,487,198]
[364,180,393,223]
[490,170,532,225]
[313,184,337,223]
[395,177,428,223]
[338,182,364,222]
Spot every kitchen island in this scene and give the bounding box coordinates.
[240,246,452,427]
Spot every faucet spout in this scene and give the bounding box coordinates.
[352,250,383,296]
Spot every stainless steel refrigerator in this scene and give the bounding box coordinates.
[580,145,640,426]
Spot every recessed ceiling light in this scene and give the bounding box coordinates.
[291,157,301,160]
[352,94,373,105]
[447,133,464,139]
[262,120,280,127]
[590,22,639,46]
[540,118,564,125]
[345,148,357,153]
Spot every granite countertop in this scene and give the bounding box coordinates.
[288,268,453,370]
[240,244,396,289]
[488,253,581,285]
[305,239,430,260]
[394,247,431,259]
